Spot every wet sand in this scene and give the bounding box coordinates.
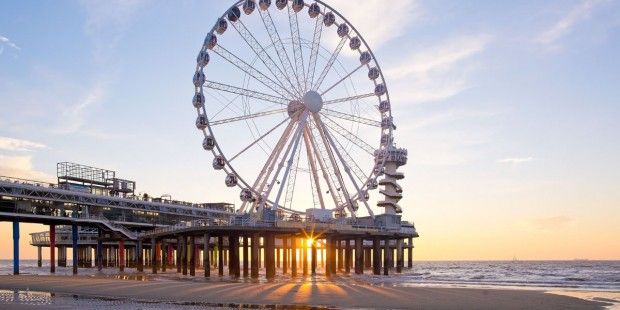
[0,275,610,309]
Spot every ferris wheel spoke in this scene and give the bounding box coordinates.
[230,19,300,98]
[306,123,343,209]
[212,45,294,98]
[283,137,303,210]
[288,4,306,92]
[265,113,308,210]
[205,80,289,106]
[320,108,381,127]
[322,115,376,155]
[320,64,364,96]
[228,117,290,162]
[315,114,375,218]
[210,108,287,126]
[327,126,370,184]
[206,91,243,119]
[310,115,356,217]
[307,15,324,90]
[311,36,348,91]
[303,127,326,209]
[323,93,376,106]
[246,120,297,213]
[258,9,300,96]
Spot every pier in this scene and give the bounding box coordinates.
[1,162,417,278]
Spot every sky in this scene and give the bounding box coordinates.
[0,0,619,261]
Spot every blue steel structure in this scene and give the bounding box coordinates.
[13,219,19,275]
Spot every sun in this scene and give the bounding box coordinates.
[306,238,314,247]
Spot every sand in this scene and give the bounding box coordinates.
[0,275,610,309]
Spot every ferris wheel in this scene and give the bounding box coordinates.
[192,0,398,220]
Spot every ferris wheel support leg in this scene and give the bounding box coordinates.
[269,113,309,210]
[242,119,295,214]
[303,128,326,209]
[306,125,342,209]
[312,114,356,218]
[316,115,375,219]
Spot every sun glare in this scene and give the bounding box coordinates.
[306,238,314,247]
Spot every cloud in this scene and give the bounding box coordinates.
[0,155,53,182]
[386,34,491,104]
[536,0,606,51]
[326,0,422,49]
[529,216,573,230]
[0,35,20,50]
[54,80,108,134]
[0,137,45,152]
[497,157,535,165]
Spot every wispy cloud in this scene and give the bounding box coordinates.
[497,157,535,165]
[536,0,606,51]
[0,35,21,56]
[0,35,20,50]
[327,0,422,50]
[54,81,108,134]
[528,216,573,230]
[0,137,45,152]
[387,34,491,104]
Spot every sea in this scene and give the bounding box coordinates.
[0,259,618,308]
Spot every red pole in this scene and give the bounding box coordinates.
[167,243,173,266]
[50,225,56,274]
[119,240,125,272]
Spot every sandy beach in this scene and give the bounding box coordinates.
[0,275,611,309]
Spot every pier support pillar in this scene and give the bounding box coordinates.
[251,234,259,278]
[149,238,157,274]
[372,237,381,275]
[383,238,391,276]
[242,236,249,277]
[217,236,224,276]
[282,237,288,275]
[310,239,317,275]
[337,241,343,271]
[204,233,211,277]
[325,238,338,276]
[355,237,363,275]
[302,239,308,276]
[229,235,240,278]
[189,236,196,276]
[137,240,144,272]
[151,238,158,274]
[325,237,332,277]
[37,246,42,268]
[396,239,404,273]
[265,233,275,279]
[119,240,125,272]
[408,237,413,268]
[291,237,297,277]
[12,220,19,275]
[50,225,56,273]
[344,239,351,274]
[364,248,372,269]
[167,243,174,267]
[181,236,188,276]
[72,223,78,275]
[161,240,167,272]
[176,236,182,273]
[97,230,103,271]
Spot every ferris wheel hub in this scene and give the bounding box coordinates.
[302,90,323,113]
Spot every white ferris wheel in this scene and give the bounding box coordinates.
[192,0,400,220]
